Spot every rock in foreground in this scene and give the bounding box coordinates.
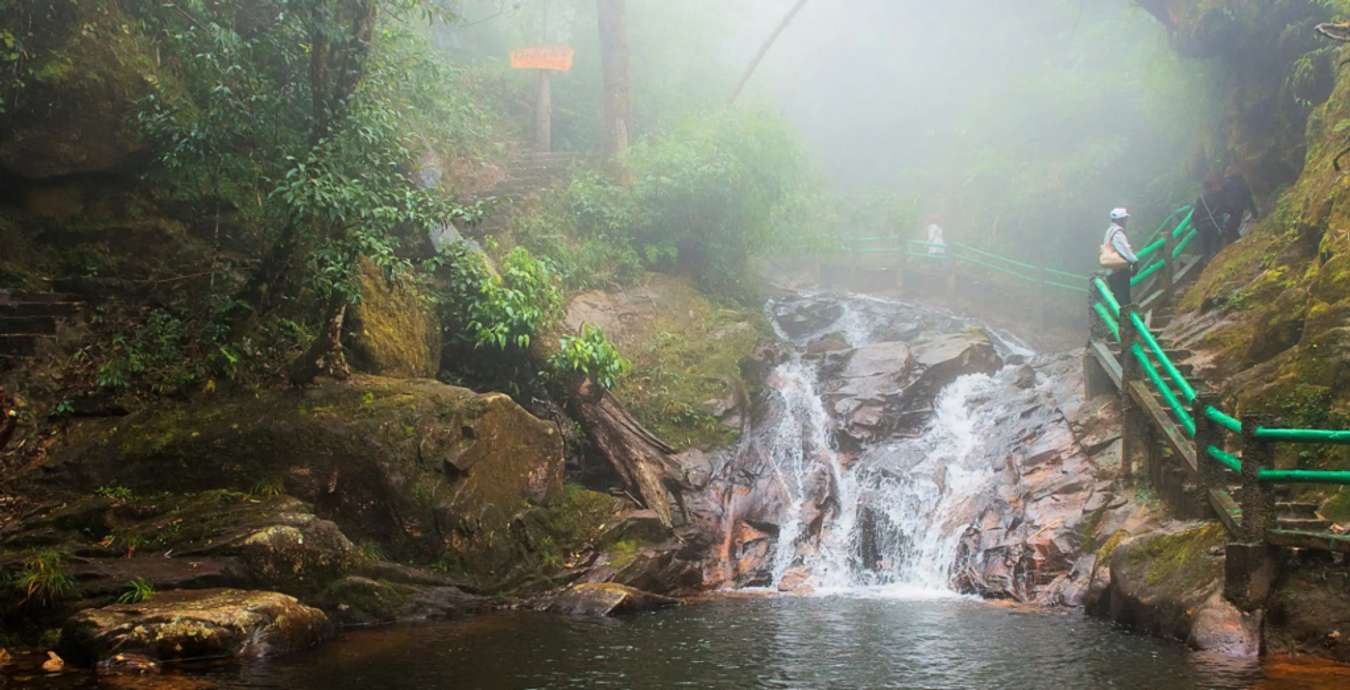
[62,589,332,665]
[541,583,680,617]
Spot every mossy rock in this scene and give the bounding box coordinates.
[60,589,332,665]
[561,273,767,451]
[345,259,442,379]
[1102,522,1226,641]
[0,0,158,179]
[33,376,564,570]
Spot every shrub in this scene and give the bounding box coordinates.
[13,550,76,607]
[552,324,630,390]
[117,577,155,604]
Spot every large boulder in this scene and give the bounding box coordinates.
[345,259,442,379]
[61,589,331,665]
[1094,523,1227,643]
[0,1,154,179]
[36,376,564,564]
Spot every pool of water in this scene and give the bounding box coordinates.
[170,593,1344,690]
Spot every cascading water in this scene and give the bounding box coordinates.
[755,292,1034,595]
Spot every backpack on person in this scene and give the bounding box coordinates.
[1099,227,1129,270]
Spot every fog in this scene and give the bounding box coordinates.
[442,0,1215,270]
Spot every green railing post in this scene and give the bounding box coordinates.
[1119,304,1149,485]
[1238,414,1275,543]
[1160,226,1177,306]
[1089,272,1109,343]
[1192,391,1221,502]
[1226,413,1279,611]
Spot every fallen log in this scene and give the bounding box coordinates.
[571,380,690,528]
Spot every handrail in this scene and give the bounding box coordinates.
[1131,342,1197,436]
[1093,277,1121,316]
[1090,267,1350,490]
[1128,311,1197,403]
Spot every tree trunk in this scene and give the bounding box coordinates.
[571,380,689,527]
[728,0,809,105]
[596,0,630,160]
[289,298,352,385]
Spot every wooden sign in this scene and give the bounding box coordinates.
[510,44,574,72]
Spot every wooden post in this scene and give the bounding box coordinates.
[1119,305,1147,485]
[534,71,552,152]
[1225,413,1279,611]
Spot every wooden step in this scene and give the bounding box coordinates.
[0,315,57,335]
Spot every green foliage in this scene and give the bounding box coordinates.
[95,485,135,502]
[552,324,630,390]
[11,550,76,607]
[511,109,810,297]
[116,577,155,605]
[471,248,563,350]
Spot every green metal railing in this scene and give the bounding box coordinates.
[1090,260,1350,488]
[841,236,1092,296]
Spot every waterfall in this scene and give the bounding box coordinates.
[756,293,1027,595]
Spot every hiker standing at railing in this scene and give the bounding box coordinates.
[1100,207,1138,306]
[925,214,947,257]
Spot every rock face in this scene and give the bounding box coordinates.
[345,259,442,378]
[35,376,563,565]
[540,583,680,617]
[61,589,331,665]
[0,1,153,179]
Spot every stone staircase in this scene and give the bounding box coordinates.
[0,290,83,362]
[489,151,583,200]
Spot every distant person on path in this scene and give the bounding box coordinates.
[1218,168,1257,245]
[1194,174,1225,263]
[925,214,946,257]
[1100,207,1138,306]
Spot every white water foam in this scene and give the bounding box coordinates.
[759,295,1017,598]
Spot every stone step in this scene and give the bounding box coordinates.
[1277,516,1332,531]
[0,301,81,317]
[0,290,82,305]
[1275,501,1321,517]
[0,334,40,356]
[0,315,57,335]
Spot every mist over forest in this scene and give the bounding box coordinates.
[439,0,1215,272]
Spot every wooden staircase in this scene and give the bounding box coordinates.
[0,290,83,363]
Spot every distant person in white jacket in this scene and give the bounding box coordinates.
[925,214,946,257]
[1103,207,1139,306]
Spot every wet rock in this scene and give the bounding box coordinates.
[1188,594,1262,657]
[1094,523,1226,643]
[541,583,680,617]
[1265,566,1350,662]
[318,576,488,626]
[61,589,332,665]
[805,332,850,355]
[901,330,1002,409]
[773,299,843,338]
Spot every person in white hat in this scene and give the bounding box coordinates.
[1102,207,1139,306]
